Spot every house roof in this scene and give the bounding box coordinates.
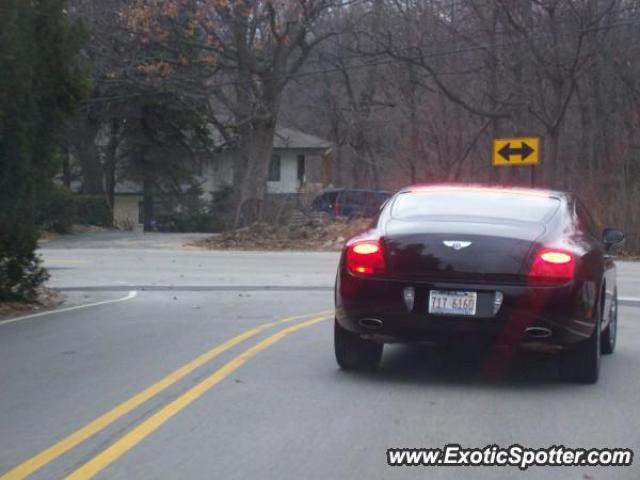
[114,179,144,194]
[273,127,331,151]
[207,124,331,152]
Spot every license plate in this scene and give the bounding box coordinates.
[428,290,477,316]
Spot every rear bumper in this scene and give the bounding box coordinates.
[335,271,598,351]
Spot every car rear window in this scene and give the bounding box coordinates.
[342,191,369,205]
[391,190,560,223]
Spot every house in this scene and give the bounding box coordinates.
[111,180,145,231]
[112,127,332,231]
[197,127,332,196]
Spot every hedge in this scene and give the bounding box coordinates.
[38,186,112,233]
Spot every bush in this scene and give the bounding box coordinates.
[38,185,76,234]
[155,211,216,233]
[0,0,87,301]
[151,185,234,233]
[209,184,234,231]
[37,187,113,233]
[73,195,112,226]
[0,227,49,302]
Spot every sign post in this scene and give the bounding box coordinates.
[492,136,540,186]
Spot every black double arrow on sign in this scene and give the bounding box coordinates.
[497,141,535,162]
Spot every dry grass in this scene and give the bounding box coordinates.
[0,288,63,320]
[193,217,373,251]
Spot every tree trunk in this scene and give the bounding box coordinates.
[231,120,277,228]
[76,118,103,194]
[62,145,71,189]
[133,146,153,232]
[104,119,120,224]
[575,85,593,186]
[488,6,502,185]
[545,129,560,188]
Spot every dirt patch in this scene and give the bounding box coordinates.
[193,217,373,251]
[618,250,640,261]
[0,287,64,321]
[39,224,115,243]
[70,224,115,234]
[39,231,59,242]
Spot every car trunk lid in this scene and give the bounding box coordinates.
[382,218,546,284]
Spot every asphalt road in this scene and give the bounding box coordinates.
[1,232,639,479]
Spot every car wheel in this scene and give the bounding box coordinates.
[601,289,618,355]
[334,319,383,371]
[559,297,601,384]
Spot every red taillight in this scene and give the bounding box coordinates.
[528,248,575,285]
[346,239,386,276]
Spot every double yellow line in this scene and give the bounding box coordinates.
[1,311,331,480]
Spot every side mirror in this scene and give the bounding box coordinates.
[603,228,625,249]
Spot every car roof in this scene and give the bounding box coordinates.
[398,184,566,199]
[320,188,391,195]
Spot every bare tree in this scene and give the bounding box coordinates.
[65,0,640,250]
[124,0,351,225]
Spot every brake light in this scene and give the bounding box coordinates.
[528,249,575,285]
[346,239,386,276]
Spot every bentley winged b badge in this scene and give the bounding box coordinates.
[443,240,472,250]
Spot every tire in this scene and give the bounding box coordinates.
[559,296,602,384]
[601,289,618,355]
[334,319,383,371]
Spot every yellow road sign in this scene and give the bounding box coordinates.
[493,137,540,166]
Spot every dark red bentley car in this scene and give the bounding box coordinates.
[334,185,625,383]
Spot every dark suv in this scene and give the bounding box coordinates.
[310,189,391,219]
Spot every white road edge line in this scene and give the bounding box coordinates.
[0,290,138,326]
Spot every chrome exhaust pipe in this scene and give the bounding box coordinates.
[359,318,384,329]
[524,326,552,339]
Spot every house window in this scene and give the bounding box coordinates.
[268,154,281,181]
[297,155,305,185]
